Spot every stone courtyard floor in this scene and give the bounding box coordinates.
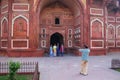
[0,53,120,80]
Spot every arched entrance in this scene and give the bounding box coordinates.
[36,0,84,55]
[39,1,74,49]
[50,32,64,46]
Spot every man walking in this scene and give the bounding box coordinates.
[79,45,90,76]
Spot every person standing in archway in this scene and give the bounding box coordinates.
[53,44,57,56]
[57,43,60,56]
[49,45,53,57]
[79,45,90,76]
[60,44,64,56]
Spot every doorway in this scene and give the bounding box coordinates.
[50,32,64,46]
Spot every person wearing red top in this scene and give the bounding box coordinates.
[60,44,64,56]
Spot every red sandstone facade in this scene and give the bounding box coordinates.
[0,0,120,57]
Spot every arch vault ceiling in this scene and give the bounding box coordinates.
[39,0,82,15]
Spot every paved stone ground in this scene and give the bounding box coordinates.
[0,53,120,80]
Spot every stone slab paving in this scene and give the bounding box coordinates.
[0,54,120,80]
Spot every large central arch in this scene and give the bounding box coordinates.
[35,0,85,55]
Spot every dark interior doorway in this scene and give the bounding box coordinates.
[50,32,64,46]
